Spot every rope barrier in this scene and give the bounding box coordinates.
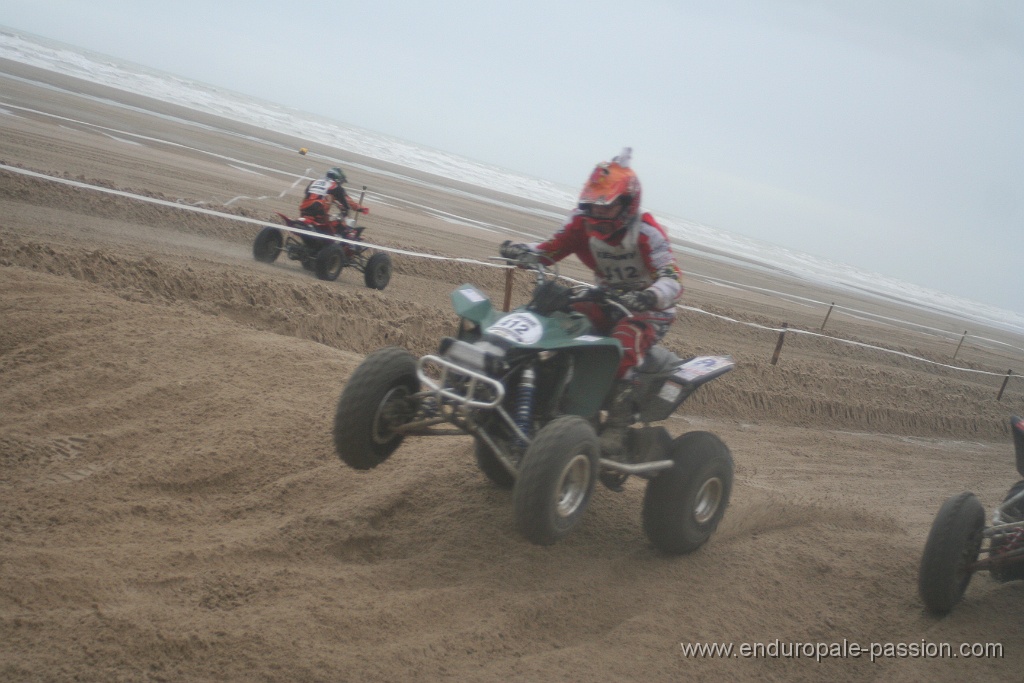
[0,164,504,268]
[674,305,1012,377]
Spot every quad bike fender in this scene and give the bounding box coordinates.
[276,211,336,238]
[452,284,500,327]
[450,284,621,416]
[480,309,622,417]
[638,355,735,423]
[275,211,319,230]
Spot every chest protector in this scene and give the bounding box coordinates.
[589,228,650,290]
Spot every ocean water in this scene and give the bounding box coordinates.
[2,26,1023,337]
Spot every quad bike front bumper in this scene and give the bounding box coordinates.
[402,343,675,478]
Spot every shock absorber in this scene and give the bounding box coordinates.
[513,366,536,446]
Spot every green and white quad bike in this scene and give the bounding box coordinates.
[333,256,736,552]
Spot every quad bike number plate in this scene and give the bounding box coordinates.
[486,312,543,345]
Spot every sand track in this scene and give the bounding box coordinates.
[2,66,1023,682]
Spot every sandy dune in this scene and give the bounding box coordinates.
[2,61,1023,681]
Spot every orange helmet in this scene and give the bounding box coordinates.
[578,147,640,240]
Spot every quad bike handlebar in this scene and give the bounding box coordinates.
[492,252,634,319]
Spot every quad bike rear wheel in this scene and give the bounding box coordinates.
[315,244,347,281]
[918,491,985,615]
[333,347,419,470]
[512,416,599,545]
[642,431,733,555]
[253,227,282,263]
[363,252,393,290]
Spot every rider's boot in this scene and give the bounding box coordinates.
[600,379,639,460]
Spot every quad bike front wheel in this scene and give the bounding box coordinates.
[642,431,733,555]
[363,252,393,290]
[315,244,347,281]
[513,416,599,545]
[333,347,419,470]
[253,227,283,263]
[918,491,985,615]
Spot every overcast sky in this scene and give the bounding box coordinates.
[4,1,1023,314]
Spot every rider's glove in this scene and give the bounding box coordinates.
[620,289,658,312]
[499,240,531,261]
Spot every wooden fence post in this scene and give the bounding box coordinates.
[771,323,789,366]
[953,330,967,360]
[998,369,1014,401]
[502,267,514,312]
[821,303,835,331]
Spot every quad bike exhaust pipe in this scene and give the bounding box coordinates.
[599,458,676,476]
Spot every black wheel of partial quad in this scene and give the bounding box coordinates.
[642,431,733,555]
[363,252,392,290]
[333,347,419,470]
[513,416,599,545]
[253,227,282,263]
[918,492,985,615]
[315,244,346,281]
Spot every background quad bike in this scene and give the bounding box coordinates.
[917,415,1024,615]
[252,218,392,290]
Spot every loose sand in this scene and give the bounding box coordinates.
[2,61,1023,682]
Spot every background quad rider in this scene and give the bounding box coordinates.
[299,166,369,246]
[499,147,684,458]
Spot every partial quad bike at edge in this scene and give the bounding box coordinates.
[332,253,736,552]
[918,415,1024,615]
[252,195,392,290]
